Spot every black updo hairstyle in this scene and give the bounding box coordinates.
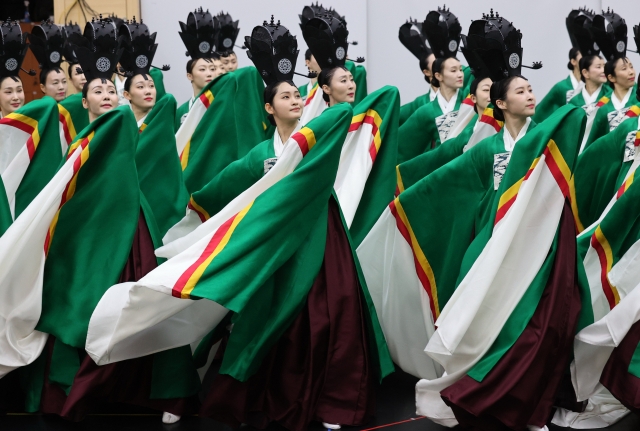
[318,66,349,103]
[489,75,527,122]
[304,48,313,62]
[39,67,64,86]
[604,57,629,89]
[567,47,581,71]
[578,55,600,83]
[124,73,152,92]
[263,79,298,126]
[430,57,460,89]
[419,55,432,84]
[81,78,111,99]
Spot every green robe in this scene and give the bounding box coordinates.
[583,84,639,149]
[149,68,167,100]
[174,98,191,132]
[397,89,466,163]
[58,93,89,141]
[533,75,580,123]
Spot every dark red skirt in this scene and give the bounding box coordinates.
[199,198,375,431]
[441,202,583,431]
[38,212,195,421]
[600,320,640,416]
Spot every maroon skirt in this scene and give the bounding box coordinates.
[199,198,375,431]
[38,212,194,421]
[600,320,640,416]
[441,202,583,431]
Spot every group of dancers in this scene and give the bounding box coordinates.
[0,3,639,431]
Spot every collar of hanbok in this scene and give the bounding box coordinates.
[503,117,531,152]
[436,88,459,115]
[273,122,302,158]
[611,86,634,111]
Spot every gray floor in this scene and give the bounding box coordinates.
[1,370,639,431]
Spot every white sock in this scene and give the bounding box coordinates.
[162,412,181,424]
[322,422,341,430]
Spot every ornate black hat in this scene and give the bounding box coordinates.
[634,24,639,54]
[61,22,82,64]
[566,8,600,57]
[423,6,461,59]
[67,16,123,82]
[299,3,344,31]
[399,18,432,61]
[245,16,299,86]
[590,9,628,62]
[106,15,125,34]
[179,8,219,60]
[214,12,239,55]
[119,17,168,77]
[463,10,542,82]
[28,20,65,72]
[301,12,350,70]
[0,19,32,79]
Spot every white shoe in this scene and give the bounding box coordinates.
[322,422,341,430]
[162,412,181,424]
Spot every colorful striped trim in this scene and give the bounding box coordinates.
[462,94,474,106]
[291,127,316,156]
[495,139,573,226]
[138,122,147,133]
[180,140,191,171]
[389,199,439,319]
[596,96,610,108]
[350,109,383,162]
[591,226,620,309]
[617,171,635,199]
[1,113,40,159]
[395,164,405,196]
[479,108,504,133]
[305,83,319,107]
[635,130,640,148]
[172,201,253,299]
[199,89,214,108]
[44,132,94,255]
[58,104,76,144]
[626,105,640,118]
[188,196,210,222]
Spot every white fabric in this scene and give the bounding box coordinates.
[579,85,605,153]
[136,114,148,129]
[572,236,640,402]
[87,129,313,364]
[552,389,629,428]
[273,123,301,158]
[611,87,633,111]
[175,94,208,155]
[299,85,327,126]
[417,157,567,419]
[115,76,130,107]
[436,89,459,115]
[429,87,437,102]
[581,84,603,106]
[502,117,531,152]
[569,72,581,90]
[357,208,443,379]
[445,100,476,143]
[0,122,30,175]
[463,117,501,152]
[0,144,89,377]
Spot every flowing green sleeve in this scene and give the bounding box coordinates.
[397,102,439,164]
[584,105,612,150]
[399,93,430,125]
[149,68,166,100]
[174,100,190,132]
[533,79,571,123]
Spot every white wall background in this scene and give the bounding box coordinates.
[140,0,639,107]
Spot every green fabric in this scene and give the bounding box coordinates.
[573,116,638,232]
[629,344,640,379]
[175,99,190,132]
[298,81,309,99]
[397,89,465,164]
[232,67,270,146]
[0,179,11,235]
[346,60,368,105]
[400,92,431,125]
[149,68,166,100]
[137,94,189,237]
[533,76,575,123]
[58,92,89,139]
[19,352,46,412]
[349,86,400,247]
[583,84,638,149]
[397,113,478,191]
[568,85,612,108]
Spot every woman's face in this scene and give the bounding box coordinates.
[583,57,606,85]
[435,58,464,90]
[609,58,636,91]
[69,65,87,92]
[471,77,493,113]
[222,53,238,72]
[265,82,302,123]
[0,77,25,116]
[322,68,356,105]
[124,74,156,111]
[82,79,118,122]
[188,58,217,92]
[41,69,67,101]
[212,58,226,77]
[496,77,536,119]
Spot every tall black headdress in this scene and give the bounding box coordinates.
[399,18,432,61]
[301,12,351,70]
[119,17,169,77]
[245,16,299,86]
[463,10,542,82]
[61,22,82,65]
[423,6,461,59]
[106,15,125,34]
[215,12,239,55]
[634,24,640,54]
[28,21,65,72]
[67,16,123,82]
[179,8,219,60]
[590,9,628,62]
[0,19,34,79]
[299,3,345,31]
[566,8,599,56]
